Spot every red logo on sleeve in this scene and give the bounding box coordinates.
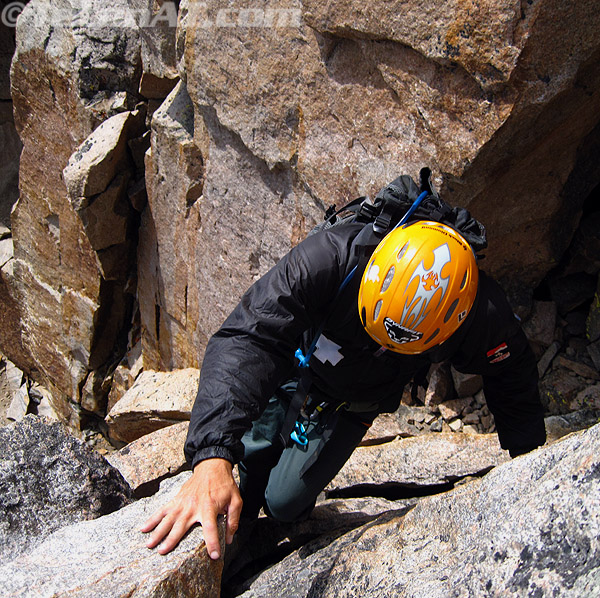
[487,342,510,364]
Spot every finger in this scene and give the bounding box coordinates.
[156,517,195,555]
[225,495,243,545]
[145,513,178,549]
[199,508,222,560]
[140,507,168,533]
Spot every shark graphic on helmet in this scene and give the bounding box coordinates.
[383,317,423,345]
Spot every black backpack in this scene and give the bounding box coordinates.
[309,167,487,254]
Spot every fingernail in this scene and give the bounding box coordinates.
[210,550,220,560]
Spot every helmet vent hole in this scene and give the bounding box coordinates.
[444,298,459,323]
[381,266,395,292]
[460,270,468,290]
[397,243,408,261]
[373,300,383,321]
[424,328,440,345]
[361,306,367,327]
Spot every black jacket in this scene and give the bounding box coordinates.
[185,222,546,468]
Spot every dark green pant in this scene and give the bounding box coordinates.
[238,382,376,522]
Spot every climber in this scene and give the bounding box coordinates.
[141,175,546,560]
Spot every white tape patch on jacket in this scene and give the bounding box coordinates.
[314,334,344,366]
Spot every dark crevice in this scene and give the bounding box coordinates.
[326,480,456,501]
[133,464,190,499]
[327,467,493,501]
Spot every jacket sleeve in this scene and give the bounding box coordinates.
[450,273,547,455]
[184,224,360,469]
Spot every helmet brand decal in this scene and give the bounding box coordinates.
[384,317,423,344]
[401,243,451,329]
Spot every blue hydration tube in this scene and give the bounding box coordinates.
[394,190,429,229]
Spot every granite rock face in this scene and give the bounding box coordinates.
[9,0,143,424]
[0,472,224,598]
[179,0,600,295]
[138,77,321,370]
[0,415,132,562]
[238,422,600,597]
[131,0,600,370]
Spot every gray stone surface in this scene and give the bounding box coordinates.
[239,423,600,597]
[0,473,224,598]
[0,415,132,562]
[224,496,418,592]
[327,432,509,492]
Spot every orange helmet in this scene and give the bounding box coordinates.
[358,221,478,354]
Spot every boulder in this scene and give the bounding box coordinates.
[450,368,483,398]
[63,108,146,287]
[5,361,29,422]
[556,355,600,381]
[63,110,145,202]
[0,257,33,377]
[537,340,561,377]
[0,473,224,598]
[423,362,454,408]
[545,409,600,442]
[572,384,600,412]
[523,300,558,351]
[107,340,144,412]
[107,420,190,497]
[137,82,205,370]
[437,397,473,421]
[539,367,590,414]
[106,368,199,443]
[137,79,321,369]
[327,432,510,494]
[238,422,600,597]
[588,338,600,371]
[224,495,418,591]
[0,415,132,562]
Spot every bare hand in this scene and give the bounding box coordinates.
[140,458,243,559]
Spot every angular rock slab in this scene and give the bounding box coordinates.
[240,423,600,597]
[0,416,132,562]
[0,473,224,598]
[327,432,510,492]
[107,420,190,496]
[106,368,199,443]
